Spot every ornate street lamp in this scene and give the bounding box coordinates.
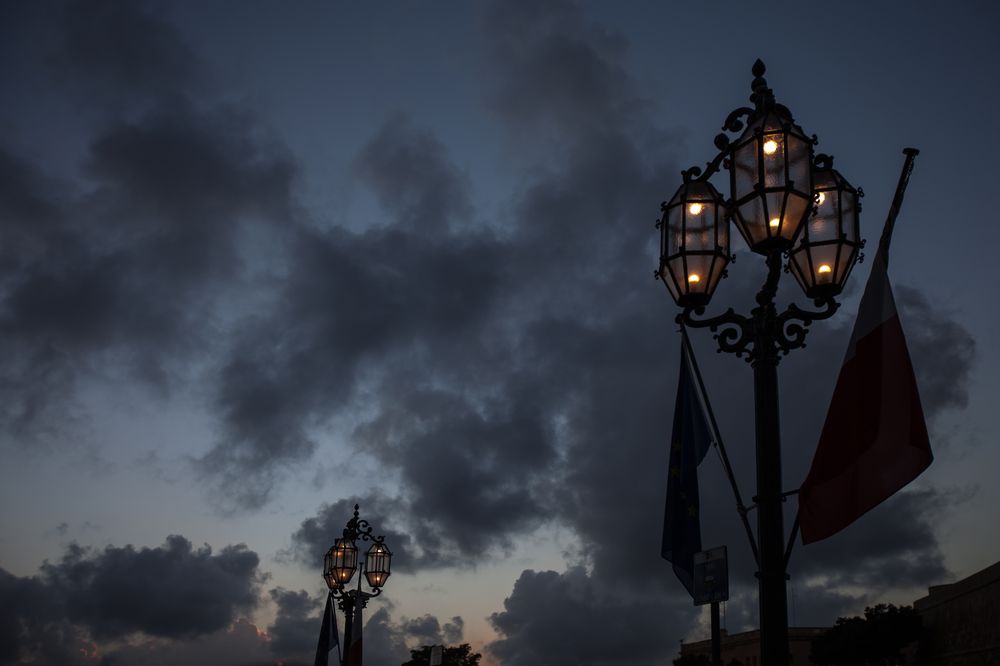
[321,504,392,665]
[655,60,861,666]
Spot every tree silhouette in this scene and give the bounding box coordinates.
[810,604,922,666]
[401,643,481,666]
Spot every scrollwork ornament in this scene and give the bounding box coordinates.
[774,299,839,355]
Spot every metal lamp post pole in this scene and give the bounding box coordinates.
[339,577,366,666]
[750,252,790,666]
[340,593,355,666]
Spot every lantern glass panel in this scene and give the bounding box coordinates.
[733,140,757,203]
[730,112,813,252]
[786,132,811,192]
[789,166,861,299]
[323,550,337,589]
[329,538,358,587]
[659,180,730,308]
[364,543,392,589]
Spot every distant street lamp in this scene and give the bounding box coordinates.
[323,504,393,665]
[656,60,862,666]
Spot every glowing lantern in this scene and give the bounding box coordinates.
[364,542,392,589]
[658,179,730,308]
[788,155,862,299]
[323,537,358,590]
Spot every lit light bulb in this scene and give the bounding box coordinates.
[688,202,703,215]
[769,217,780,229]
[818,264,832,274]
[763,139,779,155]
[688,274,701,283]
[816,191,826,205]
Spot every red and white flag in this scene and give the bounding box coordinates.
[799,250,932,544]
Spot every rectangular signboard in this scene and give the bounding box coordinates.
[693,545,729,605]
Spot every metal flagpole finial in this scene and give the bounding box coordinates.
[878,148,920,268]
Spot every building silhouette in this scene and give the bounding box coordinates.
[678,559,1000,665]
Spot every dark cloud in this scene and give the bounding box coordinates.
[364,607,427,666]
[442,616,464,645]
[266,588,323,664]
[0,98,296,443]
[53,0,202,99]
[44,535,262,639]
[287,0,679,577]
[201,118,506,509]
[354,115,473,234]
[200,0,688,514]
[96,619,274,666]
[356,386,559,556]
[0,0,298,450]
[794,489,952,590]
[0,536,263,664]
[488,566,694,666]
[896,285,976,420]
[401,614,465,646]
[291,496,449,571]
[1,568,454,666]
[484,0,635,140]
[0,567,73,666]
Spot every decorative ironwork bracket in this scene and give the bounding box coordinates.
[334,586,380,612]
[677,252,839,363]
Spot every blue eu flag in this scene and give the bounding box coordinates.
[661,337,714,597]
[314,593,340,666]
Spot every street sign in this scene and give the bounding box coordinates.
[693,546,729,605]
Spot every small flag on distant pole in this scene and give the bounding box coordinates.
[314,594,340,666]
[662,333,715,596]
[799,149,931,544]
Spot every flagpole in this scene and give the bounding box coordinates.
[878,148,919,267]
[680,325,760,567]
[335,592,343,666]
[710,601,722,666]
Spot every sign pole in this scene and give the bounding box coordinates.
[710,601,721,666]
[694,546,729,666]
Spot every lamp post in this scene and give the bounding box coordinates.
[323,504,393,665]
[656,60,862,666]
